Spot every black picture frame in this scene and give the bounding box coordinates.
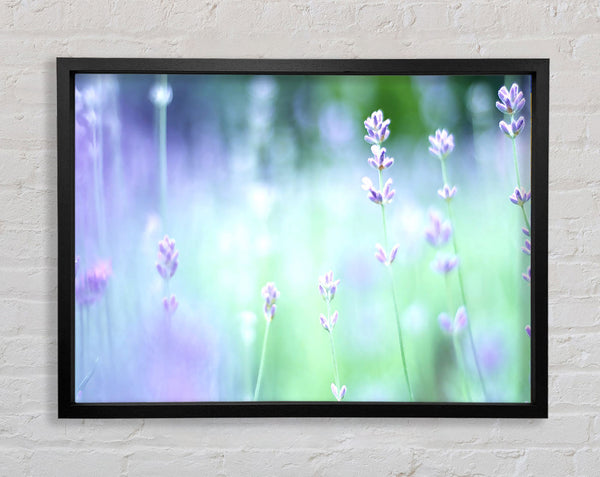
[57,58,549,418]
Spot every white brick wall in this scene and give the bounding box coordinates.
[0,1,598,475]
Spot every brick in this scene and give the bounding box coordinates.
[414,448,523,477]
[550,332,600,370]
[30,449,122,477]
[519,448,577,476]
[548,260,600,298]
[575,447,600,476]
[549,296,600,328]
[550,373,600,408]
[126,448,223,476]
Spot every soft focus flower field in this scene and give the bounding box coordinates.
[74,73,531,403]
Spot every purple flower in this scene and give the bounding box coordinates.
[156,235,179,280]
[437,184,457,201]
[374,243,400,266]
[163,294,179,316]
[367,188,383,204]
[320,310,339,332]
[525,324,531,338]
[424,211,452,248]
[428,129,455,159]
[261,282,280,321]
[367,145,394,170]
[431,252,459,274]
[318,271,340,303]
[364,110,390,145]
[438,306,468,334]
[331,382,347,402]
[509,187,531,206]
[381,178,395,203]
[522,227,530,237]
[522,266,531,283]
[496,83,526,115]
[499,116,525,138]
[522,239,531,255]
[75,260,112,306]
[365,178,396,205]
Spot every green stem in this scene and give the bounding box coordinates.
[378,170,389,250]
[444,275,471,401]
[441,158,488,400]
[520,204,531,231]
[388,267,413,401]
[440,157,449,186]
[326,301,341,389]
[253,319,271,401]
[511,132,531,231]
[511,137,522,190]
[378,168,412,400]
[452,335,472,402]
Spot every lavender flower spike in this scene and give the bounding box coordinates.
[425,210,452,248]
[156,235,179,280]
[522,239,531,256]
[499,116,525,138]
[261,282,280,321]
[454,306,468,332]
[331,383,347,402]
[75,260,112,306]
[509,187,531,206]
[366,178,396,205]
[368,145,394,170]
[496,84,526,115]
[438,306,468,334]
[428,129,455,159]
[431,252,459,274]
[437,184,457,201]
[522,266,531,283]
[525,325,531,338]
[163,294,179,316]
[364,110,390,145]
[318,271,340,303]
[320,310,339,332]
[375,243,400,266]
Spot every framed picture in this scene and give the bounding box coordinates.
[57,58,548,418]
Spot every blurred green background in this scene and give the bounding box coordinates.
[75,72,532,403]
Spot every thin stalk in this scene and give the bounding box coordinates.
[388,267,413,401]
[440,158,488,400]
[452,336,472,402]
[520,205,531,231]
[444,275,472,401]
[326,301,341,389]
[378,169,413,401]
[511,137,522,190]
[510,136,531,231]
[77,356,99,397]
[253,320,271,401]
[378,170,388,249]
[156,74,169,225]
